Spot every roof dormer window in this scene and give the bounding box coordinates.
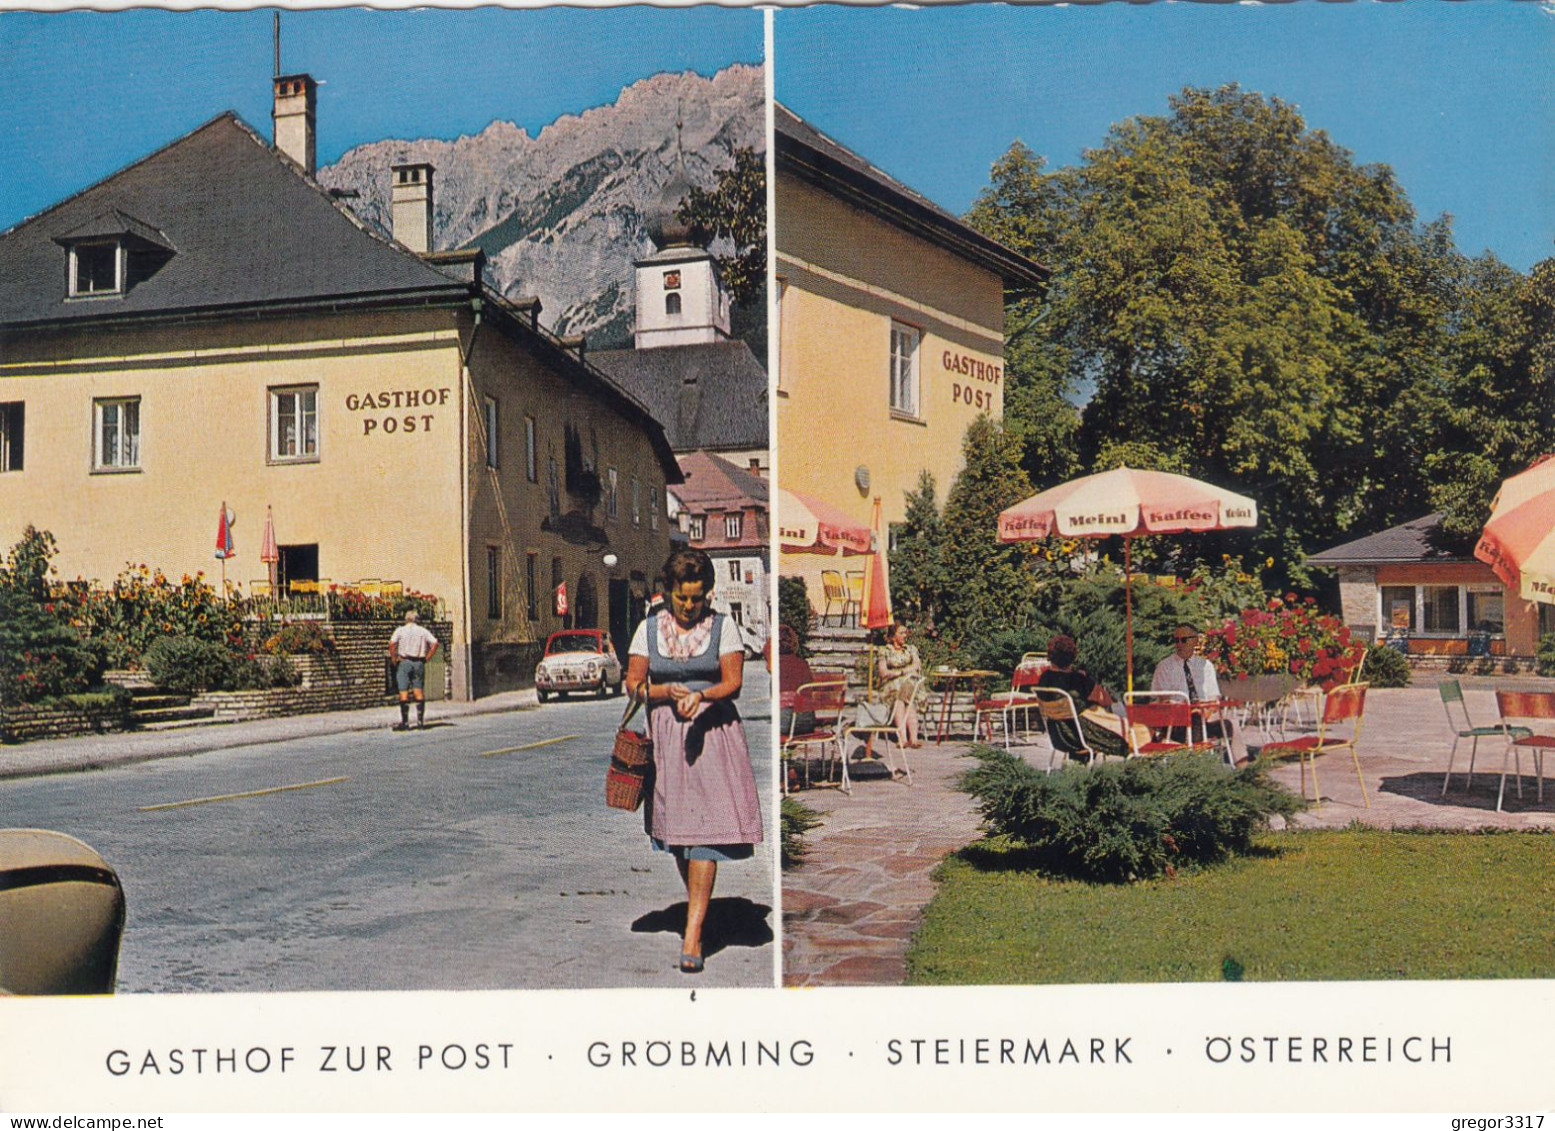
[70,241,123,297]
[55,208,175,301]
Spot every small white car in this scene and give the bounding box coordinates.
[534,629,623,701]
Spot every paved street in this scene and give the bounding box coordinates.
[1,664,775,991]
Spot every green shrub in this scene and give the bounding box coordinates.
[1447,654,1469,674]
[1474,655,1497,676]
[781,796,823,870]
[143,636,234,693]
[957,745,1304,883]
[1539,634,1555,678]
[1502,655,1521,675]
[0,534,106,705]
[1360,643,1411,688]
[778,576,811,658]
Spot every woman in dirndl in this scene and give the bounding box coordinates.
[624,547,763,974]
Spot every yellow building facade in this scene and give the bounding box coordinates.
[774,106,1046,608]
[0,98,677,698]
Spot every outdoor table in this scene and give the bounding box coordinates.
[927,668,1001,744]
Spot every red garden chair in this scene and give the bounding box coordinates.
[1262,682,1370,808]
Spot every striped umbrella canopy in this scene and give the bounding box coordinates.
[998,466,1258,690]
[998,466,1258,542]
[1475,456,1555,603]
[776,487,871,555]
[862,496,892,630]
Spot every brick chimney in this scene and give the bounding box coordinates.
[272,74,317,175]
[391,163,435,254]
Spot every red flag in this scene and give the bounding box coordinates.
[554,582,569,616]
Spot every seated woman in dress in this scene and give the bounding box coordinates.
[876,621,925,748]
[1035,632,1130,759]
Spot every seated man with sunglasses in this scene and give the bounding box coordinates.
[1150,625,1248,764]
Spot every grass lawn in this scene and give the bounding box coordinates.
[905,828,1555,984]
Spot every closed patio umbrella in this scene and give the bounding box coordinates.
[998,466,1258,690]
[260,505,279,591]
[213,502,235,597]
[1475,455,1555,603]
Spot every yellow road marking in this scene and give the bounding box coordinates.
[139,776,349,812]
[480,734,580,758]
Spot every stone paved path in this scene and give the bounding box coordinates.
[782,738,985,987]
[782,684,1555,987]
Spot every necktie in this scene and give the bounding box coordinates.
[1183,659,1198,702]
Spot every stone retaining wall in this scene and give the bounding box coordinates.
[1,702,129,743]
[193,619,455,721]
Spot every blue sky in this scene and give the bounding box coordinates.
[777,1,1555,272]
[0,7,763,231]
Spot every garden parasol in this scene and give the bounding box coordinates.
[1474,455,1555,603]
[862,496,892,630]
[776,487,871,555]
[213,502,235,597]
[997,466,1258,690]
[260,505,279,591]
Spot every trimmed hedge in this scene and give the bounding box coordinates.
[958,745,1305,883]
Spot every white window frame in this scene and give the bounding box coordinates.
[269,386,319,463]
[525,415,537,482]
[484,395,499,469]
[687,515,706,541]
[93,396,140,471]
[727,559,741,584]
[631,477,641,527]
[890,321,921,418]
[69,241,123,298]
[649,487,659,532]
[725,513,742,541]
[607,467,619,519]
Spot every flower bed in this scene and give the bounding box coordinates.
[1201,595,1366,691]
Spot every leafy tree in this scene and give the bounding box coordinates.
[678,145,765,306]
[965,83,1554,586]
[0,528,104,704]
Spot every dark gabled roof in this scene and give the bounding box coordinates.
[591,339,768,455]
[1306,514,1469,566]
[775,103,1049,293]
[0,113,468,330]
[672,449,769,510]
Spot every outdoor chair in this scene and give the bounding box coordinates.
[844,570,865,625]
[355,578,383,596]
[1441,679,1529,797]
[818,570,849,627]
[973,663,1047,750]
[781,678,848,795]
[1262,682,1370,808]
[1123,694,1221,761]
[1492,691,1555,812]
[843,674,921,788]
[1033,688,1105,773]
[380,580,404,598]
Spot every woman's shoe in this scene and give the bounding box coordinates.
[679,952,704,974]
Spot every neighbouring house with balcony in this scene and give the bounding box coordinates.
[0,73,679,697]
